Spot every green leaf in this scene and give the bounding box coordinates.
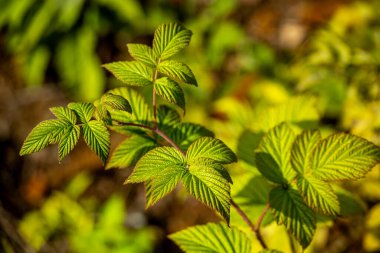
[155,77,185,111]
[336,187,367,216]
[68,102,95,123]
[58,125,80,161]
[291,130,321,174]
[103,61,153,86]
[157,105,181,129]
[50,107,77,124]
[127,43,157,67]
[269,186,316,249]
[255,152,284,184]
[107,88,154,132]
[170,123,214,151]
[297,175,340,215]
[101,93,132,113]
[256,123,297,182]
[158,60,197,86]
[312,133,380,181]
[186,137,237,164]
[82,120,110,164]
[126,147,185,183]
[20,119,67,156]
[169,223,251,253]
[106,135,157,169]
[182,161,231,222]
[153,23,192,60]
[146,166,186,207]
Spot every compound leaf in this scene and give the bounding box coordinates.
[153,23,192,60]
[126,147,185,183]
[155,77,185,111]
[50,107,77,124]
[169,223,251,253]
[297,175,340,215]
[103,61,153,86]
[127,43,157,67]
[158,60,197,86]
[58,125,80,161]
[186,137,237,164]
[20,119,67,156]
[291,130,321,174]
[68,102,95,123]
[182,161,231,222]
[312,133,380,181]
[270,186,316,249]
[101,93,132,113]
[82,120,110,164]
[106,135,157,169]
[257,123,297,182]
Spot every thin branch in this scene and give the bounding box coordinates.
[254,203,270,231]
[155,128,186,156]
[230,199,269,249]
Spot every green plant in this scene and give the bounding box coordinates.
[20,23,380,252]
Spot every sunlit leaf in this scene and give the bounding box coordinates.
[20,119,68,156]
[82,120,110,164]
[103,61,153,86]
[50,107,77,124]
[153,23,192,60]
[101,93,132,113]
[68,102,95,123]
[58,125,80,161]
[106,135,157,169]
[158,60,197,86]
[270,186,316,249]
[126,147,185,183]
[169,223,251,253]
[312,133,380,181]
[256,123,297,182]
[155,77,185,111]
[291,130,321,174]
[127,43,157,67]
[297,175,340,215]
[183,160,231,222]
[186,137,237,164]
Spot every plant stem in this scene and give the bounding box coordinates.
[118,122,186,156]
[230,199,269,249]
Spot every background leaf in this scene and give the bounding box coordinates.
[169,223,251,253]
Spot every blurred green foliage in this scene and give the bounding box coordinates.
[19,173,154,253]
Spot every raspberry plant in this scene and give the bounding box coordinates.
[20,23,380,252]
